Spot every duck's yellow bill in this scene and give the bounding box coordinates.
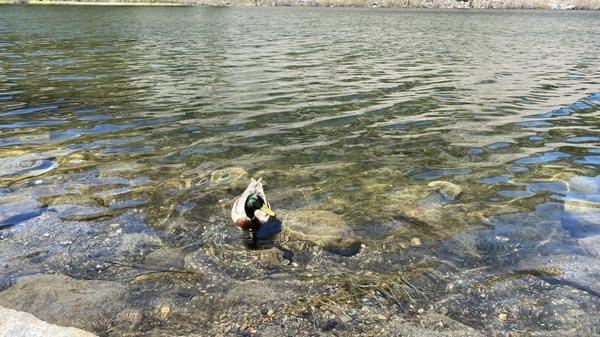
[260,204,276,217]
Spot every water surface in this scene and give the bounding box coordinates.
[0,6,599,336]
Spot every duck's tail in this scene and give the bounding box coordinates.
[245,177,265,195]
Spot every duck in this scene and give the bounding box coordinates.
[231,177,276,235]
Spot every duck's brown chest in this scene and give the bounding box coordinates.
[236,218,261,232]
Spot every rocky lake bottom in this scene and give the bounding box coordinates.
[0,6,599,337]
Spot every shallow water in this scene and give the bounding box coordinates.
[1,6,599,336]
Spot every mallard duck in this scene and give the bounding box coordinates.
[231,177,276,234]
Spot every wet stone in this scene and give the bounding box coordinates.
[117,233,162,256]
[210,167,249,186]
[578,235,600,257]
[562,202,600,237]
[518,254,600,294]
[0,306,97,337]
[159,306,171,319]
[116,308,143,327]
[428,181,463,202]
[143,246,185,268]
[279,210,362,256]
[321,317,340,331]
[223,280,296,307]
[0,274,127,332]
[252,247,290,267]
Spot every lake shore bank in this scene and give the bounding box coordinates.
[1,0,599,9]
[0,0,189,5]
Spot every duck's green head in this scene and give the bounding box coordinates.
[244,193,275,218]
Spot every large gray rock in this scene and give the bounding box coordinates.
[0,274,127,332]
[0,306,96,337]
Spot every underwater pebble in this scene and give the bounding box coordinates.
[410,237,422,247]
[428,181,463,202]
[377,314,387,321]
[321,318,339,331]
[160,306,170,319]
[498,313,508,321]
[116,309,143,326]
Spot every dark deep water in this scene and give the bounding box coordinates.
[0,6,599,336]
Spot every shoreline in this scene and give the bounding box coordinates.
[1,0,599,9]
[0,0,191,5]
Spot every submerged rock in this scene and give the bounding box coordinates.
[563,202,600,237]
[518,254,600,294]
[250,247,291,267]
[557,175,600,237]
[117,232,162,256]
[115,308,143,329]
[578,235,600,257]
[209,167,248,186]
[0,274,127,332]
[0,306,97,337]
[279,210,362,256]
[428,181,463,202]
[223,280,295,307]
[383,183,486,246]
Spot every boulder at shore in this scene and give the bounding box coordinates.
[0,274,126,332]
[0,306,97,337]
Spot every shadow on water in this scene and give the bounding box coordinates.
[243,217,283,250]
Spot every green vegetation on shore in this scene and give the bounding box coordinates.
[1,0,599,9]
